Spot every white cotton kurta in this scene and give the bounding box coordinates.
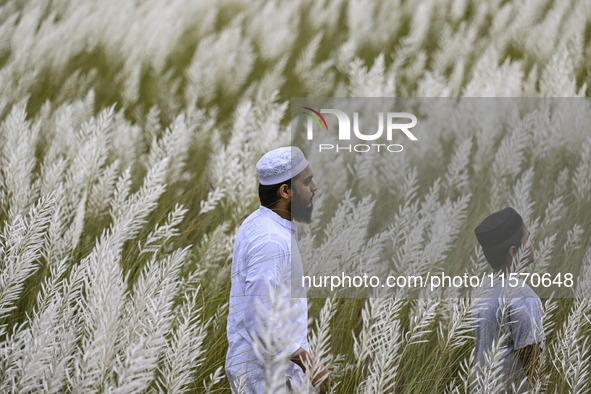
[226,205,309,393]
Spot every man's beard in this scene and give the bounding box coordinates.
[291,188,313,223]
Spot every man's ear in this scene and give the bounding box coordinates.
[508,245,518,259]
[279,184,291,199]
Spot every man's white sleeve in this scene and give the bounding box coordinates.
[242,237,301,355]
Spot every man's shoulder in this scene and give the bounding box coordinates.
[507,281,541,301]
[471,280,541,315]
[237,208,290,246]
[238,208,263,229]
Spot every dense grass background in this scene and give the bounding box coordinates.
[1,0,591,392]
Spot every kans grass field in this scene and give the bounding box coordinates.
[1,0,591,392]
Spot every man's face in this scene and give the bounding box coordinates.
[290,165,317,223]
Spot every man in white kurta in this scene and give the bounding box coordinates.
[225,147,328,393]
[226,204,309,392]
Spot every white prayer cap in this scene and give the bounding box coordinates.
[256,146,309,185]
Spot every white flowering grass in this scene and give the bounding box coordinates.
[0,0,591,392]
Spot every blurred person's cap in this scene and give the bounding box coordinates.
[474,207,524,248]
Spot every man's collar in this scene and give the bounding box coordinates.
[259,205,297,232]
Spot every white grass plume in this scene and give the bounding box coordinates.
[551,297,591,393]
[113,247,191,393]
[357,296,405,393]
[157,288,211,393]
[439,298,477,352]
[139,204,187,256]
[473,331,513,393]
[0,101,40,217]
[251,267,303,394]
[0,192,55,321]
[304,296,338,391]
